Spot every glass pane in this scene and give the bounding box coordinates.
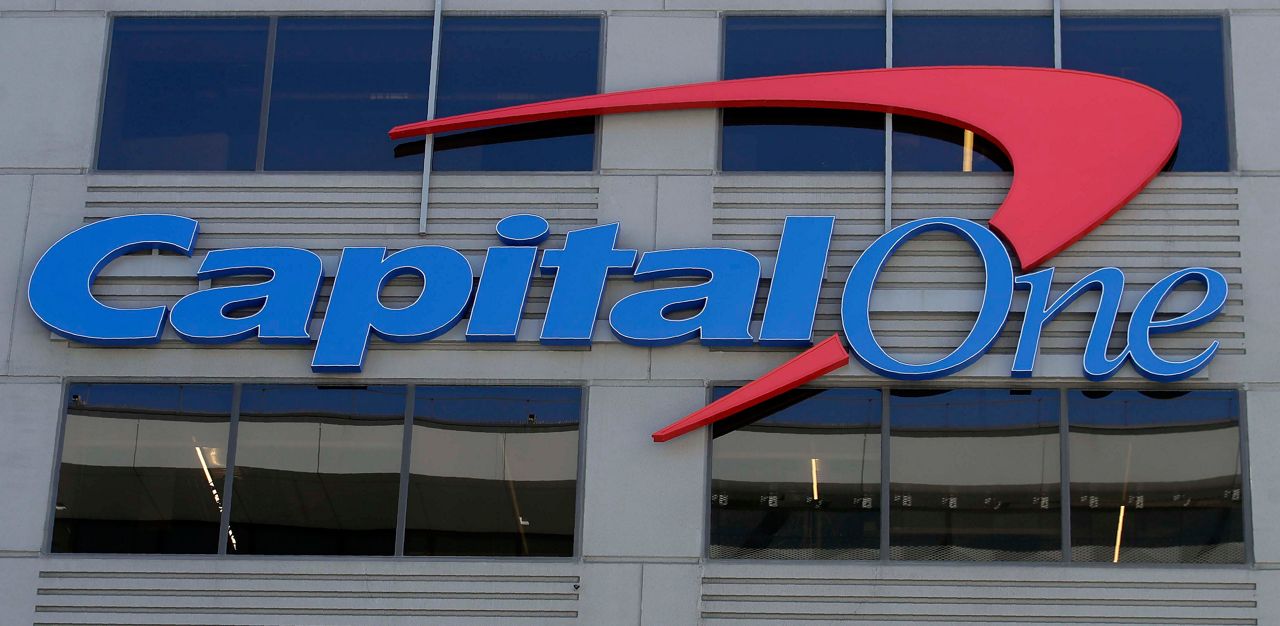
[710,388,882,560]
[229,385,405,556]
[893,16,1052,172]
[889,389,1061,562]
[1069,390,1243,564]
[52,384,233,554]
[98,18,268,171]
[722,16,886,172]
[265,17,432,171]
[432,17,600,172]
[405,387,580,556]
[1063,17,1229,172]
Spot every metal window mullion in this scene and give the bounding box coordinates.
[883,0,894,233]
[218,383,243,555]
[1053,0,1063,70]
[255,18,278,172]
[419,0,445,234]
[1058,387,1071,562]
[395,385,415,557]
[879,386,891,560]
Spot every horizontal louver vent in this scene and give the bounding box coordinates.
[36,562,579,624]
[702,573,1256,624]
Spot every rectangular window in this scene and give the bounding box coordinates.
[264,17,433,172]
[889,389,1061,561]
[228,385,406,556]
[721,16,886,172]
[50,383,582,556]
[97,16,598,172]
[1063,16,1230,172]
[98,18,269,171]
[404,386,581,556]
[708,386,1247,563]
[431,17,601,172]
[1069,390,1244,564]
[710,388,882,559]
[52,384,233,554]
[892,16,1052,173]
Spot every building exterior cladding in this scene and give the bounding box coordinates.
[0,0,1277,624]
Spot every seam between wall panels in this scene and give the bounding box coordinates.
[4,175,35,377]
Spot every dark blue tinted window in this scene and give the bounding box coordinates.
[710,388,882,560]
[1063,17,1229,172]
[888,389,1061,561]
[230,385,406,556]
[893,16,1052,172]
[721,17,886,172]
[53,384,234,554]
[99,18,268,171]
[406,386,580,557]
[265,18,432,171]
[1068,389,1243,563]
[432,17,600,172]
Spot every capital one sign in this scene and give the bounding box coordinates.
[28,68,1228,420]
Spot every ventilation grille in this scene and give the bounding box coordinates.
[35,561,579,625]
[701,571,1256,624]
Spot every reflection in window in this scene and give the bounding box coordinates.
[432,17,600,172]
[721,17,886,172]
[405,387,580,556]
[889,389,1060,561]
[98,18,268,171]
[710,388,882,559]
[1063,17,1229,172]
[265,17,432,171]
[893,16,1052,172]
[229,385,405,556]
[52,384,233,554]
[1069,390,1243,564]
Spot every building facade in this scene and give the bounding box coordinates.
[0,0,1277,623]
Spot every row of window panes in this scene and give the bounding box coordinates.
[723,15,1228,172]
[98,15,1229,173]
[99,17,600,172]
[52,383,582,557]
[710,388,1244,564]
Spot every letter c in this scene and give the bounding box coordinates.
[28,214,199,345]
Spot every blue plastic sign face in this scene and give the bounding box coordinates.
[27,213,1228,381]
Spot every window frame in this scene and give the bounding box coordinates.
[714,10,1236,175]
[703,383,1252,568]
[91,12,607,175]
[44,380,588,560]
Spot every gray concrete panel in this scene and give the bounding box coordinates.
[1231,13,1280,172]
[640,562,701,625]
[581,384,707,559]
[0,15,104,170]
[0,380,63,553]
[1247,388,1280,563]
[0,175,33,374]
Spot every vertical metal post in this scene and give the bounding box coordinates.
[218,383,243,555]
[879,386,891,560]
[395,385,415,556]
[254,18,279,172]
[419,0,445,234]
[883,0,894,233]
[1058,388,1071,562]
[1053,0,1063,70]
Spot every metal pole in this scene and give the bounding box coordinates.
[1053,0,1063,70]
[883,0,894,233]
[419,0,445,234]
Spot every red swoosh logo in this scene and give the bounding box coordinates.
[392,66,1180,270]
[390,66,1181,442]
